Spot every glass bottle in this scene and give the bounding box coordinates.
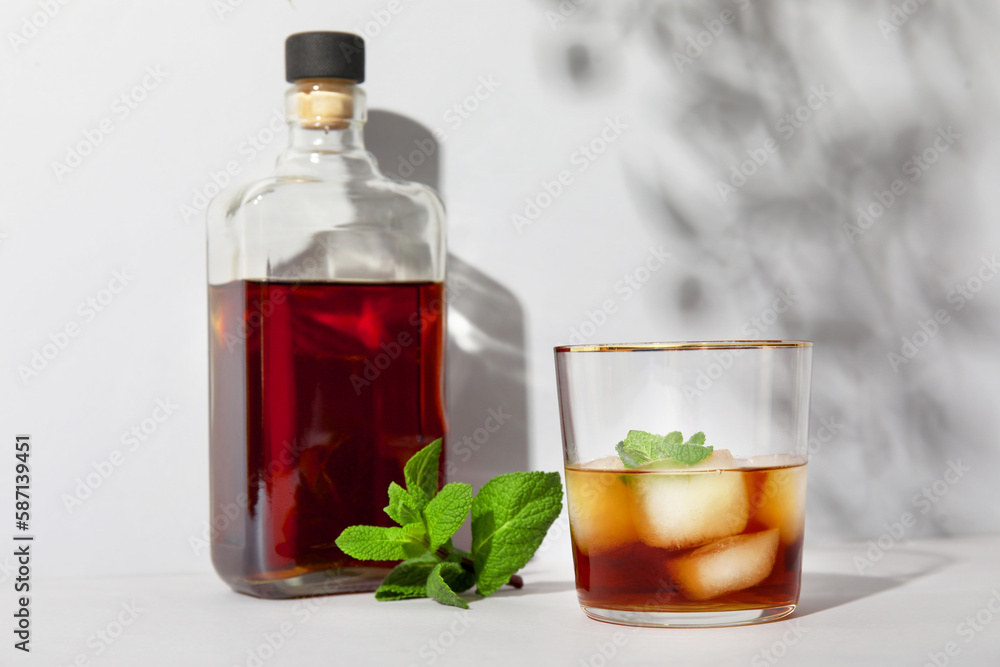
[206,32,447,598]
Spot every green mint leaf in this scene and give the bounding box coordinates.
[427,562,469,609]
[614,429,666,467]
[335,525,423,561]
[471,471,563,597]
[443,549,477,594]
[404,439,442,508]
[424,483,473,550]
[616,429,712,468]
[385,482,421,526]
[614,441,641,468]
[666,442,713,466]
[374,552,476,603]
[374,553,439,601]
[400,522,431,558]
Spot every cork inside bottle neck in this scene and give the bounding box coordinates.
[287,79,365,130]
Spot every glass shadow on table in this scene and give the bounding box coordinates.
[794,545,952,618]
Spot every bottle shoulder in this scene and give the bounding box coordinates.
[208,163,444,227]
[206,155,447,284]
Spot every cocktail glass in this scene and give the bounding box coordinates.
[555,341,812,628]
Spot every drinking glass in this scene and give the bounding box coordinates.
[555,341,812,627]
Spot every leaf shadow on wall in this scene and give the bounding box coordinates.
[537,0,1000,540]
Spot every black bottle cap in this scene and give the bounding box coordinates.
[285,31,365,83]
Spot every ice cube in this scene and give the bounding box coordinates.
[667,529,779,601]
[566,469,638,556]
[743,453,806,468]
[688,449,738,470]
[630,467,749,550]
[750,466,807,545]
[636,449,738,472]
[577,455,627,470]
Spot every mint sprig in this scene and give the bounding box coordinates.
[334,439,563,608]
[615,429,713,468]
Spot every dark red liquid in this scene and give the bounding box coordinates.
[568,465,805,614]
[209,280,445,597]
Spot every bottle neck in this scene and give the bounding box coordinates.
[283,79,367,155]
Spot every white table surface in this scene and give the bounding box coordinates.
[29,535,1000,666]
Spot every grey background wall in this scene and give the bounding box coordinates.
[2,0,998,579]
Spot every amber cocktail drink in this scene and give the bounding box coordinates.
[555,342,812,627]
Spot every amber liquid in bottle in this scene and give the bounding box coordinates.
[209,280,445,597]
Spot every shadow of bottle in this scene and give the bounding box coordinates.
[365,111,531,501]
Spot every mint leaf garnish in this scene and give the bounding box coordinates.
[615,430,713,468]
[404,439,442,508]
[427,562,469,609]
[470,472,563,597]
[374,553,439,601]
[335,525,424,561]
[664,441,712,466]
[335,439,562,608]
[424,483,473,550]
[443,546,477,593]
[385,482,421,526]
[399,522,431,558]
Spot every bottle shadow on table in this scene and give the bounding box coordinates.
[365,110,531,497]
[794,546,952,618]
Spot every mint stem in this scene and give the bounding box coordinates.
[435,547,524,589]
